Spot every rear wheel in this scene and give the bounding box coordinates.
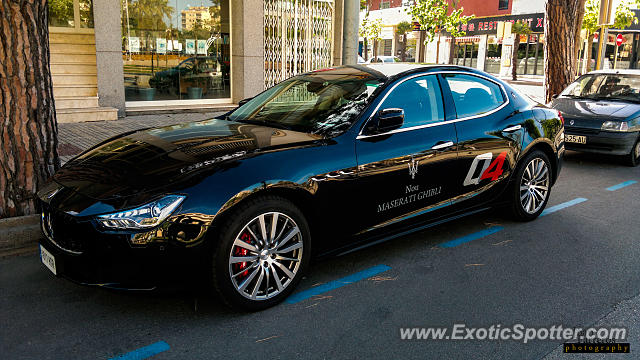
[509,150,551,221]
[211,196,310,311]
[626,137,640,167]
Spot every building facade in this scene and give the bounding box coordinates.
[360,0,546,77]
[47,0,357,123]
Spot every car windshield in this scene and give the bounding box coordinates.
[561,73,640,103]
[228,70,384,136]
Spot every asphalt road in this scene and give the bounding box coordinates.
[1,150,639,360]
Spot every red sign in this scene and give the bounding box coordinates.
[616,34,624,46]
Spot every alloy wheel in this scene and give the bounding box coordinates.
[519,158,550,214]
[228,212,303,300]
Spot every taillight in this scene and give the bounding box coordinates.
[557,111,565,125]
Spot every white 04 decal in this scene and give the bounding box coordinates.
[463,151,508,186]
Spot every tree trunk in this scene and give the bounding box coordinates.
[401,34,407,62]
[448,37,456,64]
[544,0,587,103]
[363,38,368,61]
[418,31,425,63]
[0,0,59,218]
[585,33,595,73]
[373,39,378,61]
[512,35,520,81]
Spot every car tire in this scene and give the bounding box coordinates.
[509,150,552,222]
[211,196,310,311]
[626,136,640,167]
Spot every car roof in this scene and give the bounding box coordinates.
[587,69,640,75]
[302,64,500,84]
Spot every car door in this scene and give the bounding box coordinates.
[439,72,524,206]
[354,74,458,233]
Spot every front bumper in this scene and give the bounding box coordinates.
[38,205,211,289]
[565,128,639,156]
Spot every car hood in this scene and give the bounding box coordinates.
[51,119,323,201]
[551,97,640,128]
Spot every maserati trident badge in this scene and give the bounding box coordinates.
[408,157,419,180]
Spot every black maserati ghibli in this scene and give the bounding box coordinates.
[550,70,640,166]
[38,64,564,310]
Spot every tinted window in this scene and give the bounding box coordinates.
[443,74,505,118]
[379,75,445,128]
[229,73,383,136]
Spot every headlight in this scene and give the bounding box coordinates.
[97,195,186,230]
[601,121,629,132]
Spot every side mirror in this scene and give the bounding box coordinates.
[374,108,404,134]
[238,97,253,106]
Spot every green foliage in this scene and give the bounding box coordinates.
[512,21,531,36]
[49,0,74,26]
[406,0,474,43]
[359,14,383,42]
[396,21,413,36]
[126,0,174,31]
[582,0,639,34]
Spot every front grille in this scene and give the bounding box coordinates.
[567,127,600,135]
[41,206,88,254]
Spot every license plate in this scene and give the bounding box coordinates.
[40,245,57,275]
[566,134,587,144]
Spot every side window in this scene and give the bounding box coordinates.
[443,74,506,118]
[380,75,445,128]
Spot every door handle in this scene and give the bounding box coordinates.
[431,141,455,150]
[502,125,522,133]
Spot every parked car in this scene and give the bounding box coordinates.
[357,55,370,64]
[372,55,401,64]
[37,64,564,310]
[149,56,228,95]
[550,69,640,166]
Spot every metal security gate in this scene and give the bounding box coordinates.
[264,0,335,88]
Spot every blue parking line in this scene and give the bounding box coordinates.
[540,198,588,216]
[109,341,170,360]
[606,180,637,191]
[286,264,391,304]
[438,226,504,248]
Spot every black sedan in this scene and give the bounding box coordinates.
[37,65,564,310]
[550,70,640,166]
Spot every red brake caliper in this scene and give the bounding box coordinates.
[233,231,253,280]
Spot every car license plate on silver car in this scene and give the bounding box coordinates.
[40,245,57,275]
[566,135,586,144]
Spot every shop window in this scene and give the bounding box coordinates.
[121,0,230,102]
[383,39,393,56]
[49,0,94,29]
[498,0,509,10]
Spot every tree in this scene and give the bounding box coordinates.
[126,0,174,33]
[396,21,413,62]
[511,21,531,81]
[369,19,383,61]
[407,0,473,64]
[359,15,382,61]
[544,0,587,103]
[0,0,59,218]
[581,0,638,73]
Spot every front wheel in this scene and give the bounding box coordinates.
[509,150,552,221]
[211,196,310,311]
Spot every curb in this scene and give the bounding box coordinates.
[0,214,42,257]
